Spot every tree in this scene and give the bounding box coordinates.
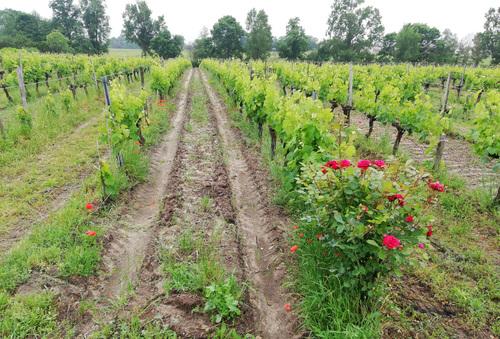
[192,28,215,65]
[211,16,245,59]
[49,0,83,41]
[0,9,52,49]
[395,25,422,62]
[151,28,184,59]
[46,30,72,53]
[277,17,309,60]
[377,32,398,62]
[122,1,164,55]
[471,33,488,66]
[80,0,111,54]
[479,7,499,64]
[325,0,384,61]
[245,9,273,60]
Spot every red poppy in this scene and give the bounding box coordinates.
[290,245,299,253]
[405,215,414,223]
[388,194,404,202]
[85,203,94,211]
[85,230,97,237]
[321,167,327,174]
[372,160,385,168]
[284,303,292,312]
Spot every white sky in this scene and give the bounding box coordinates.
[1,0,497,43]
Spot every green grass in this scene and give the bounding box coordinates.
[108,48,142,57]
[0,72,186,336]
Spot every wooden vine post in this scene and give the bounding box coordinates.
[16,57,28,109]
[433,72,451,171]
[140,67,145,89]
[342,63,354,125]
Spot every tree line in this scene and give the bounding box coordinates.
[0,0,497,65]
[190,0,498,66]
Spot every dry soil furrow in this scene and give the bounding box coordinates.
[200,70,295,339]
[118,69,248,338]
[350,112,499,189]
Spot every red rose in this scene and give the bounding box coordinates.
[340,159,351,168]
[85,203,94,211]
[290,245,299,253]
[388,194,404,202]
[325,160,340,170]
[382,234,401,249]
[426,225,433,237]
[405,215,414,223]
[429,181,445,192]
[357,159,371,170]
[85,230,97,237]
[372,160,385,168]
[284,303,292,312]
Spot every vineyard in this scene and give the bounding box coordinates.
[0,48,498,338]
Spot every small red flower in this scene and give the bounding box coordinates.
[372,160,385,168]
[293,225,299,230]
[85,230,97,237]
[290,245,299,253]
[325,160,340,170]
[405,215,414,223]
[418,243,425,249]
[398,199,407,207]
[382,234,401,250]
[321,167,327,174]
[284,303,292,312]
[360,205,369,213]
[340,159,351,168]
[429,181,445,192]
[357,159,371,170]
[316,233,323,240]
[85,203,94,211]
[426,225,433,237]
[299,233,304,238]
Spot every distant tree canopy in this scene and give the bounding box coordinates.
[46,30,72,53]
[211,16,245,59]
[0,1,110,54]
[109,35,140,49]
[245,9,273,60]
[475,7,499,65]
[122,1,183,58]
[277,17,309,60]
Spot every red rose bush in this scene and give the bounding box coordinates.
[295,159,444,293]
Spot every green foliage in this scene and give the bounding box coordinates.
[61,88,73,112]
[296,160,435,293]
[16,106,32,136]
[0,292,57,337]
[80,0,111,54]
[122,0,164,55]
[471,90,500,158]
[46,30,72,53]
[203,276,241,324]
[211,16,245,59]
[277,18,309,60]
[245,9,273,60]
[42,91,58,117]
[151,29,184,59]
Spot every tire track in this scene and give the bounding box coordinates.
[200,70,295,339]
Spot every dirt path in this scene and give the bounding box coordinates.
[200,70,295,338]
[72,69,193,336]
[350,112,499,190]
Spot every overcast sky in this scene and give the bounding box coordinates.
[1,0,497,43]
